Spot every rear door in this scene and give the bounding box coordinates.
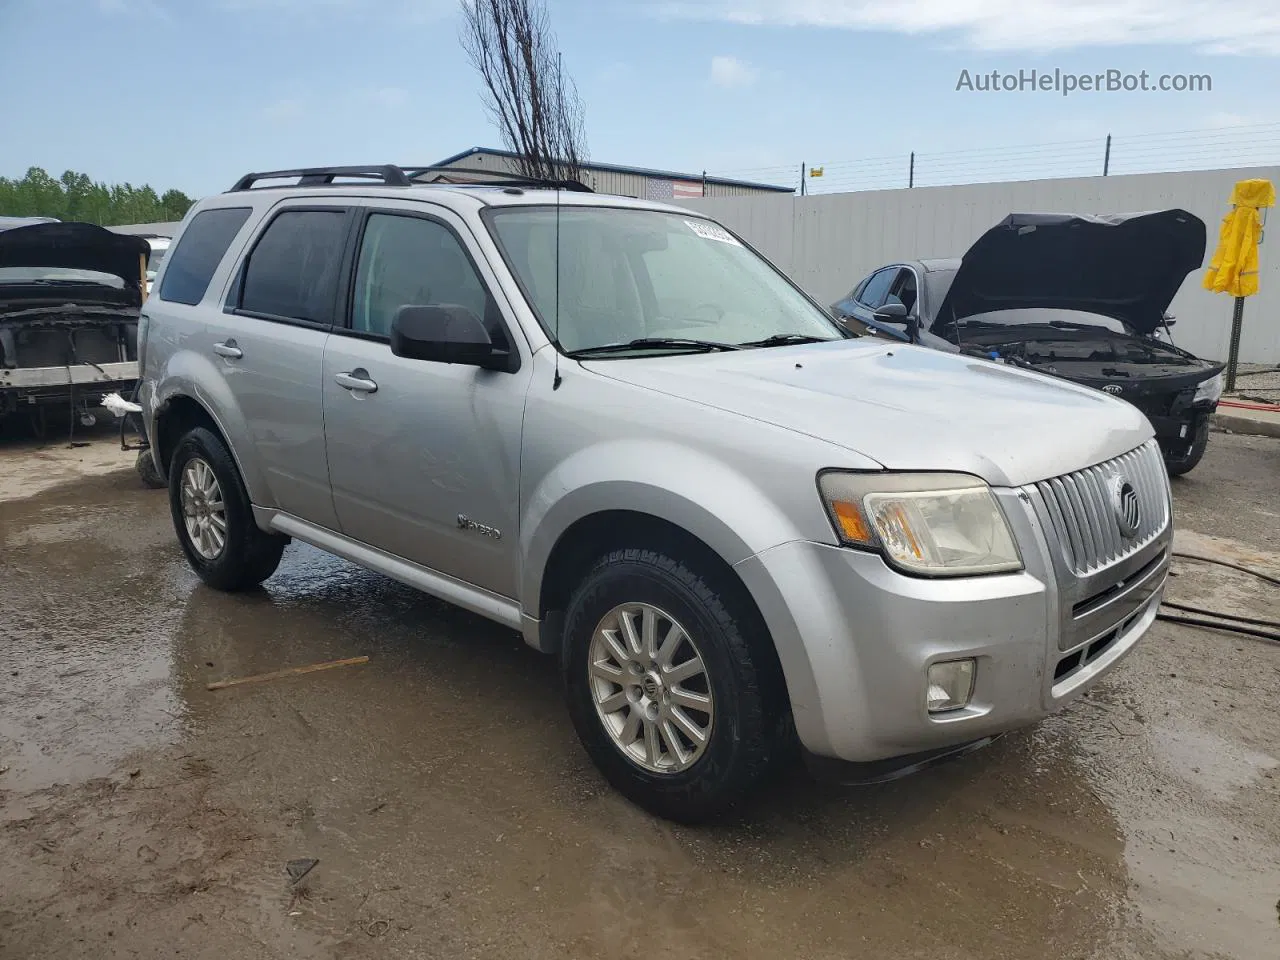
[321,202,531,598]
[211,202,353,528]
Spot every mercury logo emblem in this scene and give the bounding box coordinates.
[1112,478,1141,538]
[1103,384,1123,396]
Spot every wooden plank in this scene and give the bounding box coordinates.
[206,656,369,691]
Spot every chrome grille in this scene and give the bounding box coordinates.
[1027,440,1170,577]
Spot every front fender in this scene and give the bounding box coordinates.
[520,438,815,614]
[151,349,270,505]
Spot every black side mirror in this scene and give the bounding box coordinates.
[872,301,918,342]
[873,302,908,323]
[389,304,512,371]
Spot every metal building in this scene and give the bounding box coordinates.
[431,147,792,199]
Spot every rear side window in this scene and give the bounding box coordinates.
[159,207,252,305]
[238,209,348,325]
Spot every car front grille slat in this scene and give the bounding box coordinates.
[1029,439,1169,577]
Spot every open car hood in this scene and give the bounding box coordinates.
[937,210,1207,336]
[0,222,150,297]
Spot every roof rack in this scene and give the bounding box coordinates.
[228,165,414,192]
[226,164,593,193]
[403,166,594,193]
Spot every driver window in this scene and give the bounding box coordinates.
[858,268,896,309]
[351,213,507,348]
[888,270,918,315]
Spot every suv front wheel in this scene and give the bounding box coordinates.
[168,426,287,591]
[561,547,786,823]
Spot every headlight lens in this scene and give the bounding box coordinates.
[1193,372,1224,405]
[818,472,1023,576]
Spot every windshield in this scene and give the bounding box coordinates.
[923,267,957,316]
[0,266,125,288]
[962,308,1127,334]
[485,207,846,355]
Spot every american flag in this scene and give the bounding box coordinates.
[645,179,704,200]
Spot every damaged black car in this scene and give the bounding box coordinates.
[0,220,150,433]
[831,209,1225,475]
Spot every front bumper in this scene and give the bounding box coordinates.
[736,483,1170,764]
[0,360,139,397]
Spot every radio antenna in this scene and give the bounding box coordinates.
[552,182,563,390]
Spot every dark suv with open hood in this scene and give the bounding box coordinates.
[0,220,150,429]
[831,210,1224,475]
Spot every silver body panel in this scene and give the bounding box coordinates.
[139,183,1167,765]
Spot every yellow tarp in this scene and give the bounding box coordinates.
[1203,178,1275,298]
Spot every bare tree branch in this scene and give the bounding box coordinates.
[460,0,588,183]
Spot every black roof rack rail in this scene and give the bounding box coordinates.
[228,165,414,192]
[401,165,594,193]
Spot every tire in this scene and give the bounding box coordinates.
[561,547,787,823]
[136,448,166,489]
[167,426,287,591]
[1164,418,1210,477]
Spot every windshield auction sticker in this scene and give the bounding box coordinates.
[685,220,742,245]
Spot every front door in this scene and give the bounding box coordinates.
[321,204,531,599]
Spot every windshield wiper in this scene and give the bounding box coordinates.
[738,333,836,348]
[565,337,742,358]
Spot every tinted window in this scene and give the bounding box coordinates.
[351,213,506,347]
[924,268,957,318]
[240,209,347,324]
[159,207,251,305]
[858,268,896,309]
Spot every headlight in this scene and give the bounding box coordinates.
[818,472,1023,577]
[1193,372,1224,405]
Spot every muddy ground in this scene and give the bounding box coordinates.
[1,426,1278,960]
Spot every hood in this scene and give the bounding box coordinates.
[938,209,1206,335]
[0,222,150,293]
[584,340,1154,488]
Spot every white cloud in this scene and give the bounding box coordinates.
[96,0,171,19]
[658,1,1280,54]
[260,98,305,123]
[1205,111,1267,128]
[710,55,758,89]
[364,87,410,109]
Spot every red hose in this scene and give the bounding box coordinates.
[1219,399,1280,412]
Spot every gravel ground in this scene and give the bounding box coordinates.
[1,431,1277,960]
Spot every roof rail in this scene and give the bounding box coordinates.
[228,165,414,192]
[403,166,594,193]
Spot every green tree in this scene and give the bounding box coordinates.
[0,167,193,226]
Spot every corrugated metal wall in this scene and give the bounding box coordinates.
[679,165,1280,364]
[438,152,781,198]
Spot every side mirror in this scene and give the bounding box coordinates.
[872,301,918,342]
[873,302,908,323]
[389,304,511,371]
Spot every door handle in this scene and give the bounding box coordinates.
[214,340,243,360]
[334,370,378,394]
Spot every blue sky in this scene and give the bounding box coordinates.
[3,0,1279,199]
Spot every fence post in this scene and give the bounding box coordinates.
[909,152,915,188]
[1103,134,1112,176]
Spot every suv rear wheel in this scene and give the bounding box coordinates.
[168,426,287,591]
[561,547,784,823]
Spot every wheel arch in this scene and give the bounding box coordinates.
[153,391,262,502]
[533,507,793,718]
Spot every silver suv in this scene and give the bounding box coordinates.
[138,165,1172,822]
